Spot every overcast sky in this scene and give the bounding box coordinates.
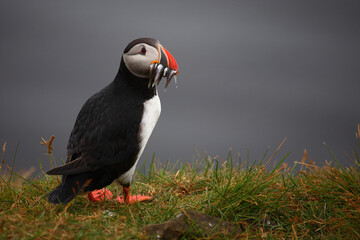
[1,0,359,173]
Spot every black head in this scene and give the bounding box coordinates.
[122,38,179,88]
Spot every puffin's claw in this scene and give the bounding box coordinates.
[116,195,152,204]
[88,188,113,202]
[149,63,178,89]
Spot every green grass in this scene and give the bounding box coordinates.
[1,129,360,239]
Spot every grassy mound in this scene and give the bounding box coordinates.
[1,129,360,239]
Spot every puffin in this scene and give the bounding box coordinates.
[46,38,179,204]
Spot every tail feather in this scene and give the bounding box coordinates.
[47,173,95,204]
[47,184,77,204]
[46,157,91,176]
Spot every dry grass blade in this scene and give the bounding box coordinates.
[264,137,287,167]
[40,135,55,156]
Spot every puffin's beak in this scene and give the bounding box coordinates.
[148,45,179,89]
[160,46,179,74]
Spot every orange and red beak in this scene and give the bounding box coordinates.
[160,46,179,75]
[148,45,179,89]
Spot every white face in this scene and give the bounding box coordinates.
[122,43,160,78]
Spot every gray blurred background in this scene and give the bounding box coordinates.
[1,0,359,174]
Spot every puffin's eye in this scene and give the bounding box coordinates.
[140,47,146,55]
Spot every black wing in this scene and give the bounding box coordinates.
[46,156,91,175]
[47,82,144,176]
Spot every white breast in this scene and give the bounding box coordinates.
[117,92,161,185]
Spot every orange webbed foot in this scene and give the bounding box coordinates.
[116,195,152,204]
[88,188,113,202]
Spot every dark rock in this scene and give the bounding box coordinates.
[143,209,242,239]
